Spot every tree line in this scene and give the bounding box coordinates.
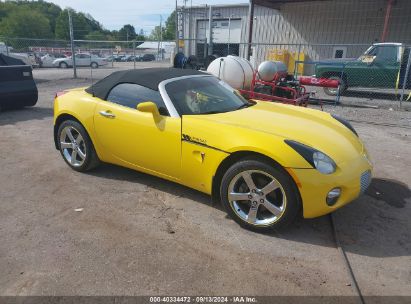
[0,0,175,41]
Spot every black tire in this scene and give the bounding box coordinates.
[323,75,347,96]
[90,62,99,69]
[204,55,217,69]
[220,158,301,232]
[186,55,198,70]
[59,62,68,69]
[57,120,100,172]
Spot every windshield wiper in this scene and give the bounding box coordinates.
[201,110,225,114]
[201,103,253,115]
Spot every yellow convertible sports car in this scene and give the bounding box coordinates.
[54,68,372,232]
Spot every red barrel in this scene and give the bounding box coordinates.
[299,76,339,88]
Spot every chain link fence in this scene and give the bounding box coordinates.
[249,42,411,105]
[1,36,411,106]
[178,38,411,106]
[0,37,173,80]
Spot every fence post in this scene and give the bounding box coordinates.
[208,5,213,55]
[400,48,411,109]
[293,44,302,79]
[227,15,232,55]
[175,0,178,54]
[68,10,77,79]
[6,38,9,56]
[336,63,346,106]
[297,43,302,76]
[133,40,136,69]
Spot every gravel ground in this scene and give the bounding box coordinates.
[0,72,410,297]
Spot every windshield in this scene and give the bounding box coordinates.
[165,76,251,115]
[358,45,375,60]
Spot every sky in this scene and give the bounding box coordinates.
[49,0,246,35]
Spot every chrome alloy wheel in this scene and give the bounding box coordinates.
[227,170,287,226]
[59,126,87,167]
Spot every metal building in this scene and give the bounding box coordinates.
[178,0,411,69]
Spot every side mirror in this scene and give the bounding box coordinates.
[137,101,160,118]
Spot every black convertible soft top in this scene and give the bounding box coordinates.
[86,68,205,100]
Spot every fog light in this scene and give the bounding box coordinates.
[326,188,341,206]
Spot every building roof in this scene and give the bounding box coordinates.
[179,3,248,9]
[85,68,205,98]
[255,0,330,8]
[136,41,176,50]
[181,0,330,10]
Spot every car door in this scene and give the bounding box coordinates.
[93,83,181,180]
[75,54,88,66]
[344,47,378,87]
[369,45,399,88]
[74,54,83,66]
[343,60,369,87]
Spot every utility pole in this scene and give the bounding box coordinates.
[203,5,207,59]
[175,0,178,54]
[208,5,213,55]
[188,0,192,56]
[227,14,233,55]
[68,9,77,79]
[160,15,163,60]
[157,15,162,61]
[247,0,254,61]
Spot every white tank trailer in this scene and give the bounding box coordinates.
[207,57,288,90]
[257,60,288,82]
[207,55,254,90]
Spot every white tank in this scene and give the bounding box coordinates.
[207,55,254,90]
[257,61,287,82]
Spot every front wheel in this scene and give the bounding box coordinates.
[57,120,100,172]
[323,76,347,96]
[220,158,301,232]
[90,62,99,69]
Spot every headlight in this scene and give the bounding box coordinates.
[332,114,358,136]
[285,140,337,174]
[313,151,336,174]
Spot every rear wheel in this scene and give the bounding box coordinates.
[323,75,347,96]
[59,62,68,69]
[220,158,301,232]
[90,62,99,69]
[57,120,100,172]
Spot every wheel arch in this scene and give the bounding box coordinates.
[211,150,300,205]
[53,113,84,150]
[321,71,348,84]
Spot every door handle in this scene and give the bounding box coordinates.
[99,110,116,118]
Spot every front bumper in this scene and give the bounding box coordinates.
[291,155,372,218]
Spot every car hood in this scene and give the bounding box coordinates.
[182,101,364,165]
